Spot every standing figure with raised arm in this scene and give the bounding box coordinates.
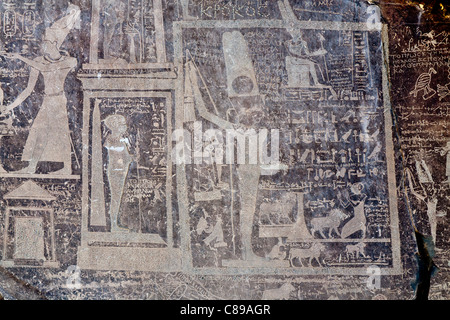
[407,163,439,246]
[184,29,287,264]
[339,183,368,239]
[0,4,80,175]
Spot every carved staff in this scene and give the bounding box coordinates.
[226,107,237,256]
[318,32,329,82]
[136,129,143,232]
[184,51,236,254]
[90,99,107,227]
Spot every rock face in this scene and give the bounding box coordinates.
[0,0,448,300]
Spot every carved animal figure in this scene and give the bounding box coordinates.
[261,283,295,300]
[345,242,366,260]
[289,242,325,267]
[310,209,349,238]
[341,194,367,239]
[260,211,293,225]
[266,238,286,260]
[259,193,296,225]
[409,67,437,99]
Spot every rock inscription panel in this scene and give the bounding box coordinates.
[0,0,447,300]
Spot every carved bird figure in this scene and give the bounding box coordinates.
[410,67,437,99]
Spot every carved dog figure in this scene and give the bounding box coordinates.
[345,242,366,260]
[289,242,325,267]
[310,209,349,238]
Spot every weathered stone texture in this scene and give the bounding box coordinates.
[0,0,448,300]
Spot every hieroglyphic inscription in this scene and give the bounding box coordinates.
[1,0,445,300]
[389,24,450,281]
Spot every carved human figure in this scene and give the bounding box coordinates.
[0,4,81,175]
[104,114,132,232]
[407,162,438,245]
[278,0,327,88]
[124,8,142,64]
[441,140,450,184]
[185,37,284,262]
[198,210,226,249]
[236,162,262,261]
[339,182,367,239]
[102,0,126,60]
[285,31,327,88]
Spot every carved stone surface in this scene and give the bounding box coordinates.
[0,0,448,300]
